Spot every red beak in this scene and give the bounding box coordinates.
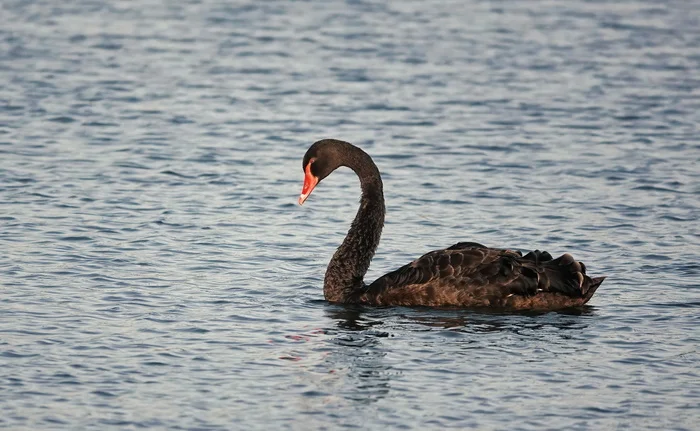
[299,162,319,205]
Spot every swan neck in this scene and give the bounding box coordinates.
[324,172,384,303]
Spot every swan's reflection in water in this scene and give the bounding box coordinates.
[312,305,595,405]
[316,306,393,405]
[327,304,594,332]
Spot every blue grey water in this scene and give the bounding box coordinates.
[1,0,699,429]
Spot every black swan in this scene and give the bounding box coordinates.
[298,139,605,309]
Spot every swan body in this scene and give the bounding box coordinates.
[299,139,605,310]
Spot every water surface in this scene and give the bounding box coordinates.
[1,0,699,429]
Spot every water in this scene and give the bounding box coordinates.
[1,0,699,429]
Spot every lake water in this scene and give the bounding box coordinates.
[1,0,699,429]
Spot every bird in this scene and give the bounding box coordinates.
[298,139,605,310]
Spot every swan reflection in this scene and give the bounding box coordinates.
[325,304,595,333]
[291,305,596,406]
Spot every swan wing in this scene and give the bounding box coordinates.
[363,245,603,308]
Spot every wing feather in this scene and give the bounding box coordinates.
[361,243,601,308]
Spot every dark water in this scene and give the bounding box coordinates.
[1,0,699,429]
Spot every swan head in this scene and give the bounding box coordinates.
[299,139,352,205]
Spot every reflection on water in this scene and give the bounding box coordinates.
[324,304,593,334]
[314,304,596,406]
[317,306,393,405]
[1,0,698,428]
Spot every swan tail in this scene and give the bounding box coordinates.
[581,276,605,304]
[540,253,605,304]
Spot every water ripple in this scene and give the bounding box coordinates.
[1,0,699,430]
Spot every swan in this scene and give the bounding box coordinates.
[299,139,605,309]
